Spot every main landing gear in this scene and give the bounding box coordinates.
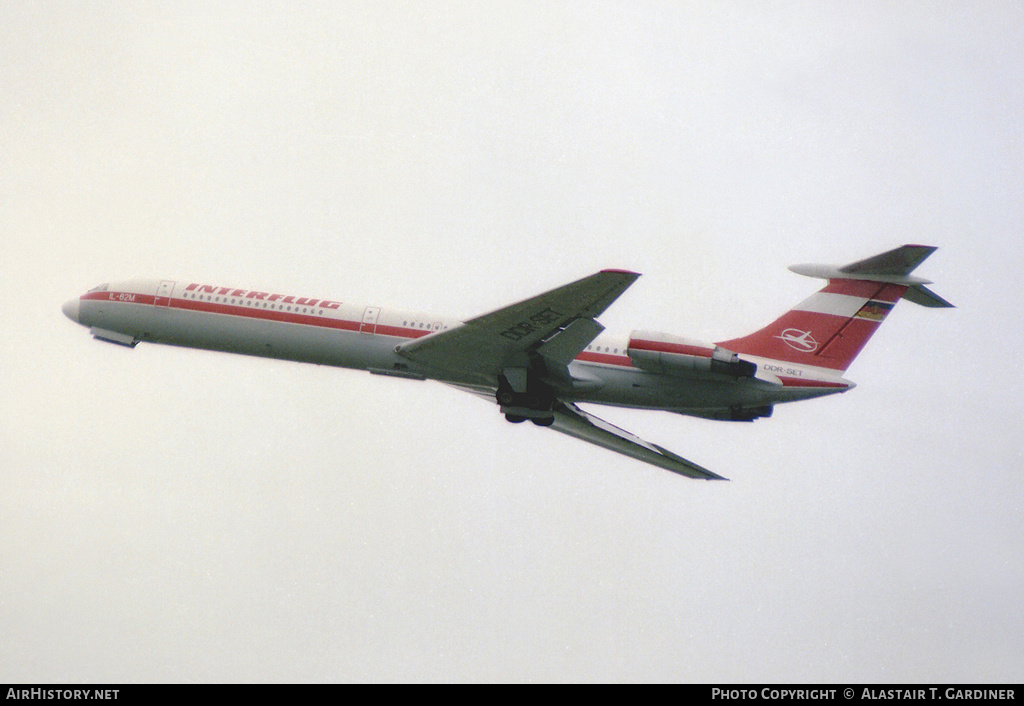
[497,375,556,427]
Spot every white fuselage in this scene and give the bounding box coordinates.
[65,278,846,420]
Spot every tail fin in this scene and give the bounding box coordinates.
[718,245,952,373]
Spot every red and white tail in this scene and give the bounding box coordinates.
[718,245,952,373]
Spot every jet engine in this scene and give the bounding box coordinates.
[627,331,757,379]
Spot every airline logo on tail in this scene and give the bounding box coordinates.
[775,329,819,353]
[719,245,953,373]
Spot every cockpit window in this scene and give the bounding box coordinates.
[87,283,110,293]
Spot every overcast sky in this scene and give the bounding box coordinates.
[2,1,1022,683]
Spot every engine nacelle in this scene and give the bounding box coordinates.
[627,331,756,379]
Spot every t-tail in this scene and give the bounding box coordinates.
[717,245,953,373]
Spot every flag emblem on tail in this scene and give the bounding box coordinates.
[854,300,895,322]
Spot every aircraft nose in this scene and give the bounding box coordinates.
[62,298,80,323]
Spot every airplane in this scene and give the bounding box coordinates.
[62,244,952,480]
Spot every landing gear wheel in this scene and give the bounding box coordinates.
[504,414,527,423]
[497,389,516,406]
[531,416,555,427]
[496,374,555,412]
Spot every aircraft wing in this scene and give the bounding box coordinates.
[396,269,640,383]
[549,401,726,481]
[401,269,723,479]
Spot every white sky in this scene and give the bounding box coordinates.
[2,1,1022,683]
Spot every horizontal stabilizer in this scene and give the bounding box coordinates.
[789,244,953,308]
[903,283,955,308]
[840,244,938,277]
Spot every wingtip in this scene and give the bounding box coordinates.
[600,268,641,277]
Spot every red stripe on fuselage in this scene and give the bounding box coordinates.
[576,351,633,367]
[90,290,762,372]
[84,290,434,340]
[171,295,363,333]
